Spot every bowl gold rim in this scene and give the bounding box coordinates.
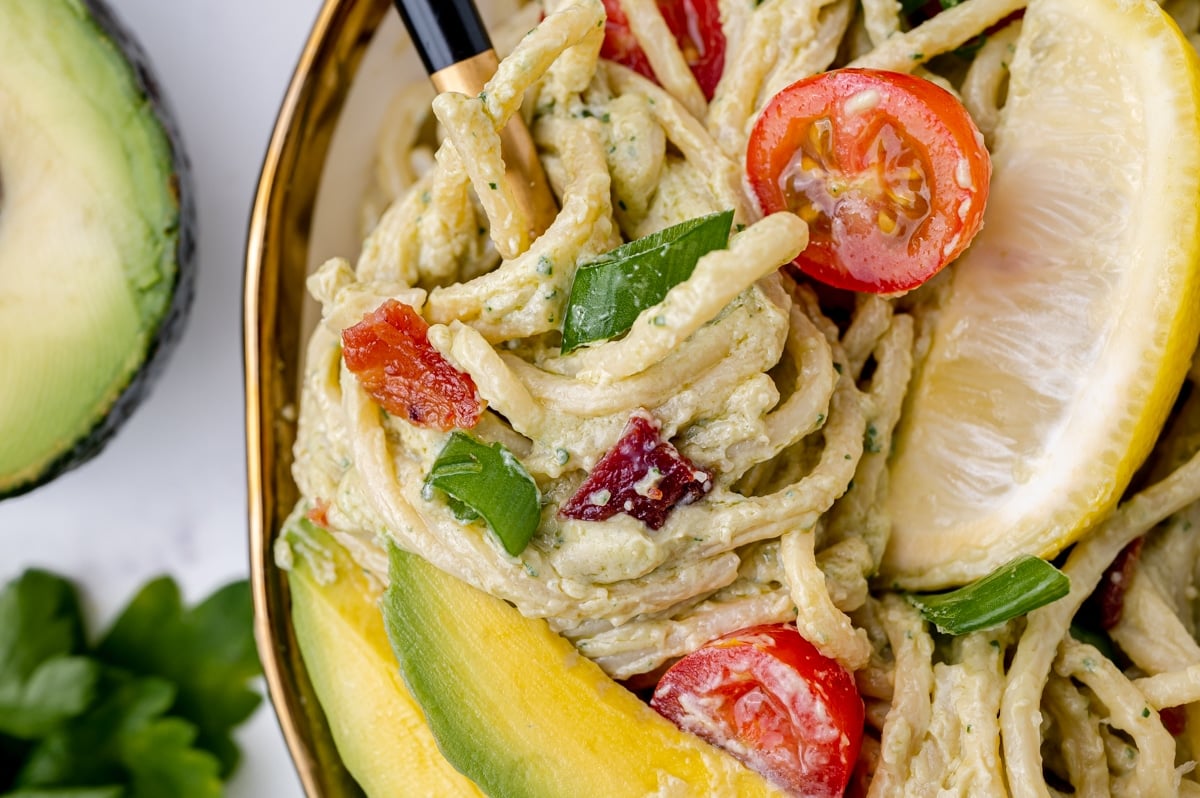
[243,0,389,794]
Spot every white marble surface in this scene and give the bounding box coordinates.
[0,1,324,794]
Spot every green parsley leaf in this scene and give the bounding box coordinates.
[3,789,124,798]
[425,432,541,556]
[0,570,259,797]
[560,209,734,353]
[0,572,99,740]
[123,715,224,798]
[14,672,221,798]
[1,732,31,788]
[95,579,261,777]
[908,555,1070,635]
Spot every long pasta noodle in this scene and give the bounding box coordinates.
[287,0,1200,794]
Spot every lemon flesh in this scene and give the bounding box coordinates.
[882,0,1200,589]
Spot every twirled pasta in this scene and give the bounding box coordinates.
[291,0,1200,794]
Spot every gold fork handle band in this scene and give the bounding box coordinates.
[432,50,558,241]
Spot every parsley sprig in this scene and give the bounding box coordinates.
[0,571,260,798]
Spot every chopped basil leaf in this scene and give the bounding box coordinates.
[425,432,540,556]
[444,495,481,523]
[560,209,734,353]
[1069,623,1117,661]
[908,555,1070,635]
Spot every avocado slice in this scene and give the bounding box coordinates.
[0,0,194,497]
[383,544,788,797]
[284,518,484,797]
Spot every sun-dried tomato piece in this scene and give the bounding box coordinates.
[1160,705,1187,737]
[306,499,331,528]
[341,299,481,431]
[1096,536,1145,631]
[559,411,711,530]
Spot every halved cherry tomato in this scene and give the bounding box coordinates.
[746,68,990,294]
[651,624,863,798]
[600,0,725,100]
[341,299,481,431]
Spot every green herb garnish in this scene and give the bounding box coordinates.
[560,209,734,353]
[96,577,262,774]
[908,555,1070,635]
[1068,623,1118,661]
[0,570,259,797]
[425,432,541,556]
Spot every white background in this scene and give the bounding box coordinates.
[0,1,324,795]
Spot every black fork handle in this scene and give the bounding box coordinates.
[390,0,559,239]
[392,0,494,75]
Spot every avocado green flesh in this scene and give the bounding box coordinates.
[384,544,787,798]
[0,0,180,494]
[285,519,483,797]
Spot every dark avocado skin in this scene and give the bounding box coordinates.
[1,0,196,500]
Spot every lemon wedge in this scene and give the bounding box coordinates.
[882,0,1200,589]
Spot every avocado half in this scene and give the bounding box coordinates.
[0,0,195,498]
